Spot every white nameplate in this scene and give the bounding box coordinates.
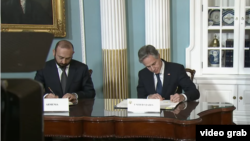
[127,99,160,113]
[44,98,69,112]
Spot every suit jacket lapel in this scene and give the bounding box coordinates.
[162,61,171,97]
[66,63,76,92]
[147,72,156,94]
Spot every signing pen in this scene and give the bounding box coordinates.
[48,87,55,94]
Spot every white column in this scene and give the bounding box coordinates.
[145,0,171,61]
[79,0,86,63]
[100,0,128,111]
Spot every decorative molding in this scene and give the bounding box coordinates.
[185,0,202,75]
[79,0,86,63]
[186,0,195,68]
[49,19,65,37]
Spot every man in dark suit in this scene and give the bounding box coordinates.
[35,40,95,101]
[137,45,199,102]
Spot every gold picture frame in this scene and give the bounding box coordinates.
[1,0,66,37]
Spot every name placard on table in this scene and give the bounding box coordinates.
[116,99,179,111]
[44,98,69,112]
[127,99,160,113]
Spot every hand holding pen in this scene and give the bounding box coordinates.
[45,87,59,98]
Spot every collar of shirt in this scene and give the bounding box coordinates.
[154,60,165,89]
[56,64,70,81]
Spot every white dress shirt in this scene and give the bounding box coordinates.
[150,61,187,101]
[56,64,69,81]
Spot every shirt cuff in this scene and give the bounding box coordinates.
[72,93,78,99]
[43,94,48,98]
[181,94,187,101]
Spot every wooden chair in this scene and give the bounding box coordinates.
[176,68,196,93]
[89,69,93,76]
[185,68,196,82]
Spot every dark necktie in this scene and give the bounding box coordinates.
[60,66,67,94]
[156,73,162,95]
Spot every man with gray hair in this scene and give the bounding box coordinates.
[137,45,199,102]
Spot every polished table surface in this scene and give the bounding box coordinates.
[44,98,235,140]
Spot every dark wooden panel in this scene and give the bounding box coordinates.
[44,121,82,138]
[82,121,115,137]
[44,100,236,140]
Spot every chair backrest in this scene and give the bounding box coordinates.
[89,69,93,76]
[176,68,196,94]
[185,68,196,81]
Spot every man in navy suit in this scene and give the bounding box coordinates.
[137,45,199,103]
[35,40,95,101]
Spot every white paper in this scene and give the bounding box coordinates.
[160,100,179,109]
[116,99,128,107]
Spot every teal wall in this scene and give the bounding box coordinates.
[83,0,103,98]
[126,0,146,98]
[1,0,190,98]
[171,0,190,65]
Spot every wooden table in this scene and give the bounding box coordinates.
[44,99,235,140]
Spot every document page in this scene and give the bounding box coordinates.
[160,100,179,109]
[116,99,127,108]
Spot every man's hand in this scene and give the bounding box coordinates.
[45,93,59,98]
[170,93,184,103]
[62,93,77,101]
[148,93,165,101]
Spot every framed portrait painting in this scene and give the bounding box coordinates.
[1,0,66,37]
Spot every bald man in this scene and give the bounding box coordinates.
[35,40,95,101]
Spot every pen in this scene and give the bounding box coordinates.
[48,87,59,98]
[48,87,55,94]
